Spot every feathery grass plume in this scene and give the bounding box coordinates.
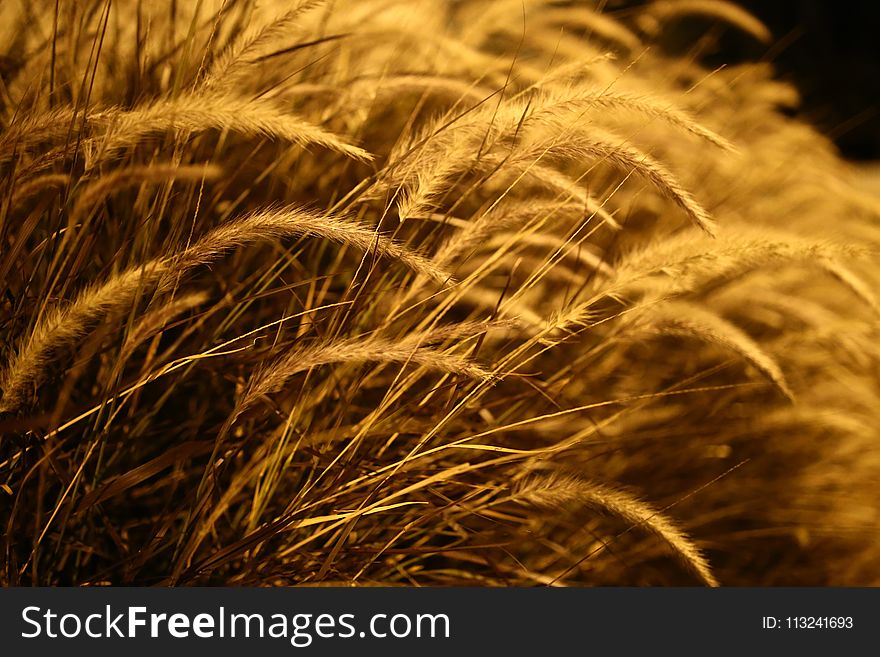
[390,103,717,235]
[201,1,328,90]
[0,108,79,166]
[238,322,496,415]
[2,0,880,587]
[384,85,719,233]
[545,233,875,344]
[515,474,719,587]
[389,124,486,221]
[606,229,872,299]
[635,301,794,401]
[435,199,617,271]
[536,7,642,53]
[9,173,71,205]
[0,205,443,413]
[88,93,372,164]
[0,263,170,415]
[643,0,772,44]
[514,126,718,236]
[535,89,737,152]
[491,163,625,230]
[175,205,449,282]
[434,199,583,266]
[816,259,880,316]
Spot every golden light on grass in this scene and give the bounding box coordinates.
[1,0,878,586]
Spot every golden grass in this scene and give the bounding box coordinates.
[1,0,878,586]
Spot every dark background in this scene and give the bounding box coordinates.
[625,1,880,160]
[739,1,880,160]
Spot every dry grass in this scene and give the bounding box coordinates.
[1,0,878,586]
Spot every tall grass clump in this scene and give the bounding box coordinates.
[1,0,878,586]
